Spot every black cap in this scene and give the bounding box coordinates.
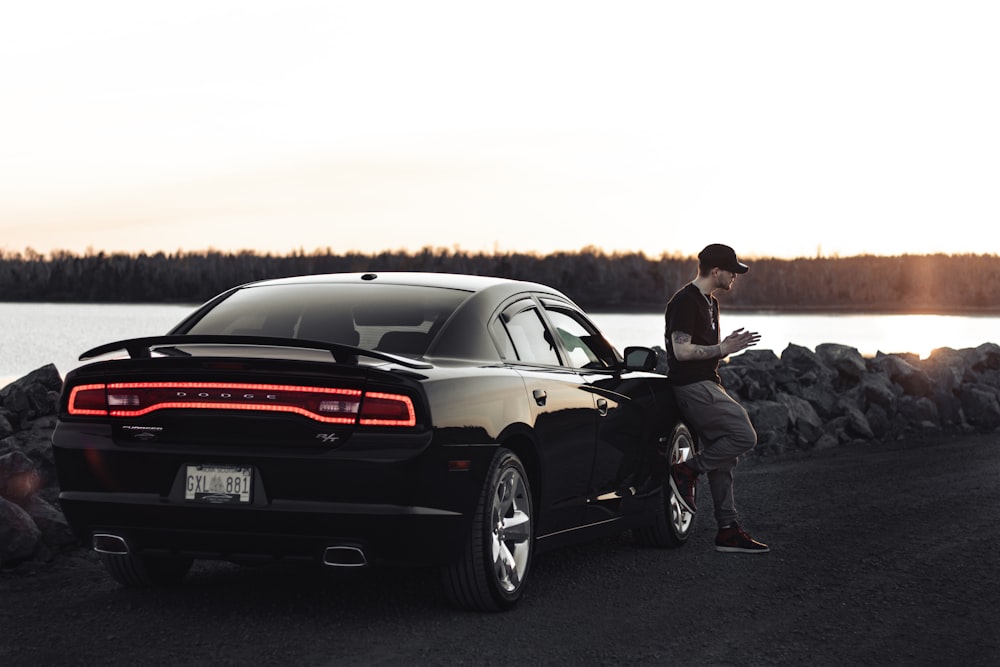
[698,244,749,274]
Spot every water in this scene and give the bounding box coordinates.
[2,303,998,386]
[0,303,197,386]
[592,311,999,362]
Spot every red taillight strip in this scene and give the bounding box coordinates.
[67,384,110,416]
[67,381,416,427]
[107,401,358,424]
[106,381,362,394]
[359,391,417,427]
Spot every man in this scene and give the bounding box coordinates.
[664,243,769,554]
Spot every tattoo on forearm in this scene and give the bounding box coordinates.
[672,332,721,359]
[690,344,720,359]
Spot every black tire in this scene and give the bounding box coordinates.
[634,422,698,548]
[442,448,533,612]
[100,552,193,588]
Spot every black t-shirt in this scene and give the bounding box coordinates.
[664,283,721,385]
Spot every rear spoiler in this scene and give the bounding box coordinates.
[78,335,433,370]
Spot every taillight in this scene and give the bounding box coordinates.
[66,382,416,427]
[359,392,416,427]
[67,384,111,416]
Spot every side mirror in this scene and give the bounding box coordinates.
[623,346,658,372]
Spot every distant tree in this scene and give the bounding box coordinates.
[0,247,998,313]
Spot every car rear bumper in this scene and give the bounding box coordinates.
[59,490,470,566]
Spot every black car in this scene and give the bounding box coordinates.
[53,272,698,611]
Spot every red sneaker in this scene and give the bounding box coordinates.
[715,522,770,553]
[669,461,699,513]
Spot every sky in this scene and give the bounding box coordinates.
[2,1,999,260]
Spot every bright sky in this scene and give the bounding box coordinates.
[2,1,998,260]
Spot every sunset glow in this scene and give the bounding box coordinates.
[3,1,1000,259]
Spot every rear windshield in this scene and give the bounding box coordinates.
[181,283,471,356]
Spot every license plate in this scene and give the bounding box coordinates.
[185,465,253,504]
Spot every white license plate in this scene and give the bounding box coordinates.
[185,465,253,504]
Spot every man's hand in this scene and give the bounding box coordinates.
[720,328,761,357]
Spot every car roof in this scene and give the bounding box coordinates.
[240,271,564,298]
[229,272,579,362]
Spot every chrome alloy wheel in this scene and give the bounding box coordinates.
[668,425,696,535]
[634,422,698,548]
[490,466,532,594]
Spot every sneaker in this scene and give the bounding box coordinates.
[715,522,770,553]
[669,460,699,513]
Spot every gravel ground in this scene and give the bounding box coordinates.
[2,432,999,666]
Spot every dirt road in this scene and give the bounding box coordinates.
[2,433,999,665]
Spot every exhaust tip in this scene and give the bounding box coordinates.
[92,533,130,555]
[322,545,368,567]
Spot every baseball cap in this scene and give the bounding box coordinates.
[698,244,749,274]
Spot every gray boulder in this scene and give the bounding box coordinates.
[816,343,867,383]
[776,393,825,445]
[874,353,932,397]
[0,366,75,566]
[959,384,1000,432]
[0,496,42,563]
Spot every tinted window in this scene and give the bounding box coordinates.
[544,307,618,369]
[183,283,470,356]
[498,302,561,366]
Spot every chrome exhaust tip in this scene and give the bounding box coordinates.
[322,545,368,567]
[92,533,130,555]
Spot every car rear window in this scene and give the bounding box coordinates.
[182,283,471,355]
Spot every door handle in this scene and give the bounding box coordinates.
[532,389,547,406]
[597,398,609,416]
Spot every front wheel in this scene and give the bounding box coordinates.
[634,422,698,548]
[442,448,533,611]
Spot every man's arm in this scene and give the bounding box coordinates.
[671,328,760,361]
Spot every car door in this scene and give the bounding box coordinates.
[491,297,599,539]
[537,301,658,526]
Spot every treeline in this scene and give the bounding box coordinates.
[1,247,998,313]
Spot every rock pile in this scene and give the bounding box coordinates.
[1,365,77,565]
[700,342,1000,455]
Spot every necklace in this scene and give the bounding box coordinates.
[694,285,716,331]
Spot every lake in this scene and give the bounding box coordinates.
[2,302,998,386]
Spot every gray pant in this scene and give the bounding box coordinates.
[672,380,757,528]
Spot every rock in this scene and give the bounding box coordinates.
[800,383,838,418]
[864,403,892,439]
[959,384,1000,432]
[727,350,779,401]
[776,393,825,445]
[744,400,790,454]
[816,343,867,383]
[0,366,67,566]
[897,395,941,430]
[860,373,898,412]
[0,496,42,563]
[0,450,43,503]
[970,343,1000,372]
[23,495,78,552]
[781,344,834,382]
[875,353,932,397]
[923,347,965,392]
[841,405,875,440]
[0,364,62,429]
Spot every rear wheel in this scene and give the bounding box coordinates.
[442,448,533,611]
[634,422,697,548]
[100,552,193,587]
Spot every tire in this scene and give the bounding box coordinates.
[100,552,193,588]
[442,448,533,612]
[634,422,698,548]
